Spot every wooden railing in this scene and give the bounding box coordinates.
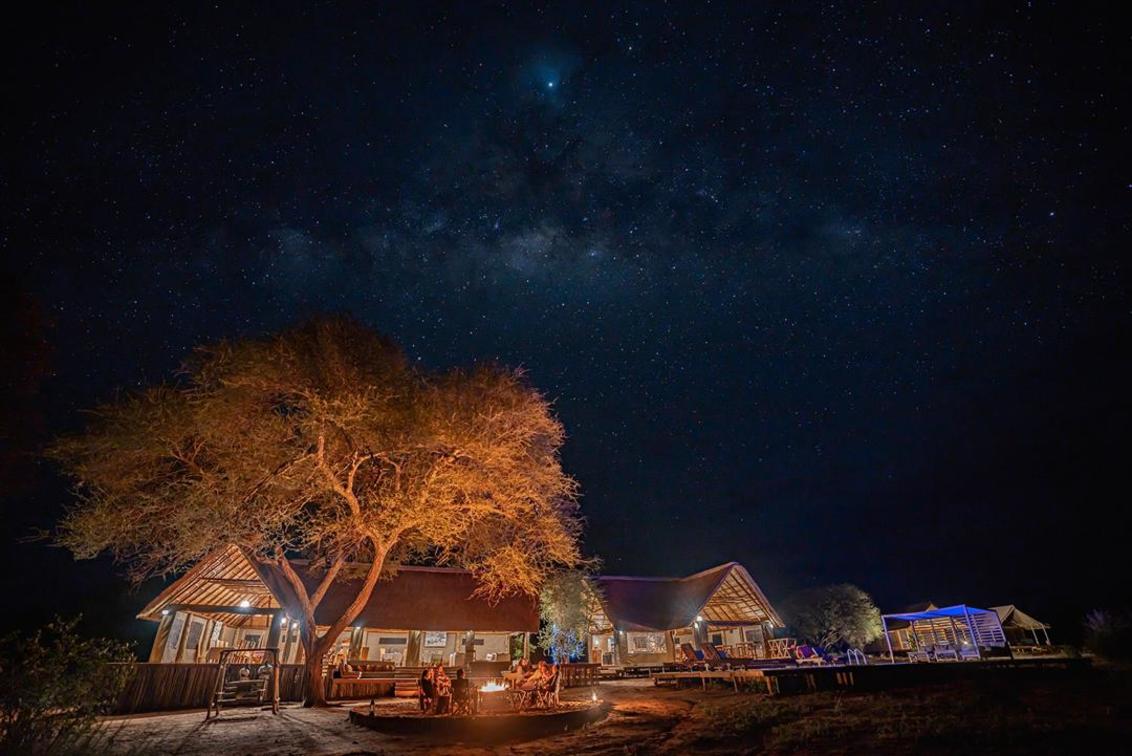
[559,662,600,688]
[112,663,307,714]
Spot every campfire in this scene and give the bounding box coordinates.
[479,681,508,693]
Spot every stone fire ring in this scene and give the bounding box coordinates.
[349,701,612,744]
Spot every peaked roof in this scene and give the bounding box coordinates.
[140,546,538,632]
[991,605,1049,630]
[594,562,782,632]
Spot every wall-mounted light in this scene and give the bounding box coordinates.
[695,615,703,623]
[161,609,170,616]
[239,599,251,608]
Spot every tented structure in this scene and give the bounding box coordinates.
[992,605,1051,645]
[589,562,785,667]
[880,604,1007,662]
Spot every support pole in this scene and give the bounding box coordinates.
[150,613,175,663]
[962,606,981,660]
[882,616,894,663]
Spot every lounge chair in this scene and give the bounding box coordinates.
[958,645,980,661]
[679,643,706,670]
[907,648,931,663]
[793,644,827,666]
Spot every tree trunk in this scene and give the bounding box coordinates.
[303,639,328,707]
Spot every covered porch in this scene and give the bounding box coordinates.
[881,604,1008,662]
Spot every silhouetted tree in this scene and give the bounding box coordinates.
[782,584,882,649]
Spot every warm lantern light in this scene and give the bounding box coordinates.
[591,691,598,703]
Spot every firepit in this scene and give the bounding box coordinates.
[477,680,511,713]
[349,698,611,744]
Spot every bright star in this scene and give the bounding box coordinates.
[547,81,555,89]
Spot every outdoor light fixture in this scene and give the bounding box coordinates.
[695,615,703,623]
[161,609,169,616]
[239,599,251,608]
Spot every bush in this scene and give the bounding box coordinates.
[0,617,134,754]
[1084,609,1132,663]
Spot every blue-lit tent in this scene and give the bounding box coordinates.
[880,604,1007,662]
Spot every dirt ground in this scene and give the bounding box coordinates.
[102,672,1132,755]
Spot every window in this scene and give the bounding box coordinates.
[627,632,666,654]
[710,633,723,646]
[424,632,448,648]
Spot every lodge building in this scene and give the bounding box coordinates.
[139,546,787,672]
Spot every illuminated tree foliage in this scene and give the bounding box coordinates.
[782,584,883,649]
[538,570,601,663]
[51,316,582,705]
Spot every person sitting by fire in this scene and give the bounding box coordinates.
[418,668,435,712]
[432,664,452,714]
[450,667,472,714]
[503,658,531,688]
[518,660,551,691]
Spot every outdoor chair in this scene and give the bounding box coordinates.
[906,648,931,663]
[793,644,827,666]
[534,670,561,709]
[958,646,980,661]
[679,643,706,670]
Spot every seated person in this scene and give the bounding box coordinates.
[418,668,435,712]
[503,658,531,687]
[433,664,452,714]
[518,660,550,691]
[451,668,471,713]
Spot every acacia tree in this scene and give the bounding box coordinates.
[51,317,582,705]
[781,584,883,649]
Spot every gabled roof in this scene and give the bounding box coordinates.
[594,562,782,632]
[140,546,538,632]
[991,605,1049,630]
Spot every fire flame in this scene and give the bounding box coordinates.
[479,681,507,692]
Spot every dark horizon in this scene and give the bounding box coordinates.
[2,2,1129,652]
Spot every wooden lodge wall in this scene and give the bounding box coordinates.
[113,663,307,714]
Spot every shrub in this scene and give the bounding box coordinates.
[0,617,134,754]
[1084,609,1132,663]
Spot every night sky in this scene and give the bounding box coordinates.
[2,2,1129,648]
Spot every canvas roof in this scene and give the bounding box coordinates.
[991,604,1049,630]
[594,562,782,632]
[882,604,997,622]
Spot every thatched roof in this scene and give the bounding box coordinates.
[594,562,782,632]
[141,546,538,632]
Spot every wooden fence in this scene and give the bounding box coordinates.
[112,663,307,714]
[560,662,601,688]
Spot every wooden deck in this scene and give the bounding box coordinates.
[651,657,1090,695]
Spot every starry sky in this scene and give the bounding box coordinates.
[2,2,1129,645]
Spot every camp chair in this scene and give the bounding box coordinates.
[535,670,561,709]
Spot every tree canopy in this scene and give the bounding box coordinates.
[781,583,883,649]
[537,569,601,663]
[51,316,583,703]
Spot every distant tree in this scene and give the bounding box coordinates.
[51,316,582,705]
[0,617,134,754]
[782,584,883,649]
[538,570,601,663]
[1084,609,1132,662]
